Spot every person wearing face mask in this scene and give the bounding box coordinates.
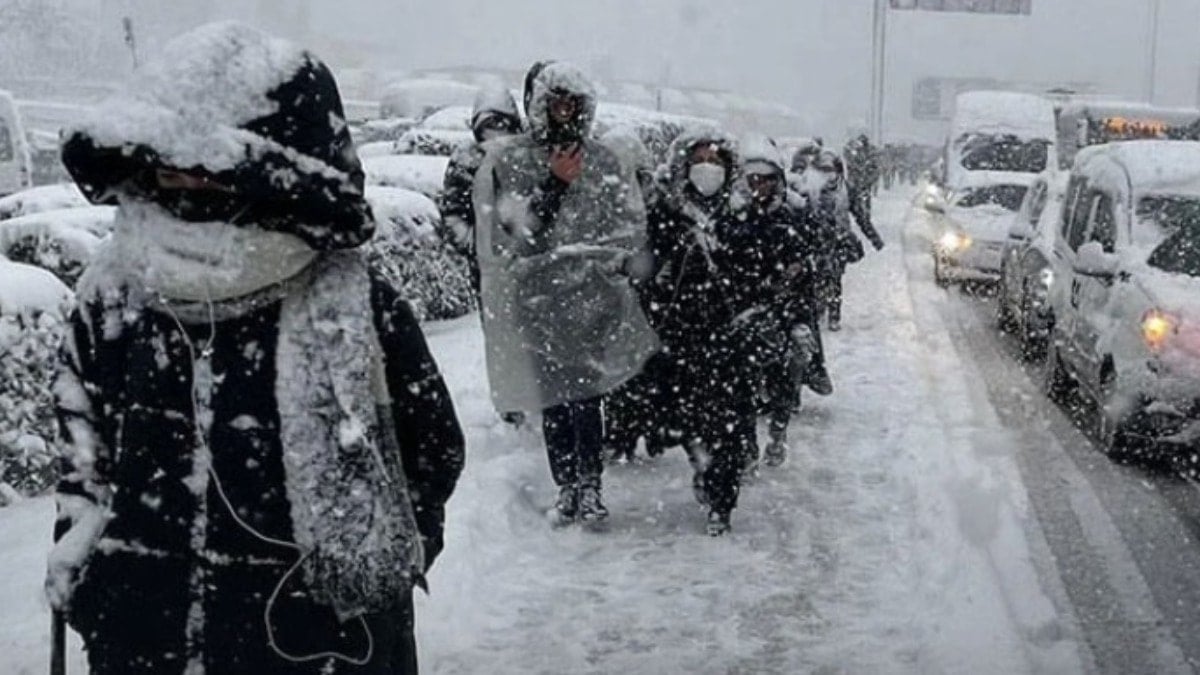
[473,61,657,527]
[45,24,465,674]
[724,136,822,472]
[638,130,779,535]
[438,85,524,282]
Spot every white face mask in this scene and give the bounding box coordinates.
[688,163,727,198]
[115,199,317,302]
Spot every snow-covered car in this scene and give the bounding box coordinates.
[379,79,478,120]
[362,154,450,200]
[997,172,1068,358]
[0,206,113,286]
[418,105,472,131]
[0,183,88,221]
[930,172,1033,285]
[1043,141,1200,458]
[394,128,474,157]
[364,185,440,243]
[0,258,71,317]
[0,90,33,198]
[350,117,416,146]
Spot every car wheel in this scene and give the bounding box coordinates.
[996,279,1017,333]
[1042,338,1075,404]
[1018,291,1048,362]
[934,256,950,288]
[1095,372,1136,462]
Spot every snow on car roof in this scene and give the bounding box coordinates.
[1078,141,1200,194]
[419,106,472,131]
[362,154,450,197]
[0,208,111,265]
[364,185,440,241]
[953,91,1056,140]
[0,259,71,317]
[1059,99,1200,123]
[0,184,88,221]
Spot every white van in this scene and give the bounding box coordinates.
[0,90,33,198]
[944,91,1056,190]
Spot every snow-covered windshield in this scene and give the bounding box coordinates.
[959,134,1049,173]
[1140,195,1200,277]
[955,184,1028,212]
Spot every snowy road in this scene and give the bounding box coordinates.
[4,189,1200,673]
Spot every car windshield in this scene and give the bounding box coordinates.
[1139,195,1200,277]
[955,184,1028,212]
[959,134,1049,173]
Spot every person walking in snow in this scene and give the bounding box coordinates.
[438,85,524,293]
[799,148,880,331]
[640,131,805,534]
[598,128,666,464]
[45,24,465,674]
[473,61,657,526]
[725,136,821,473]
[843,132,886,249]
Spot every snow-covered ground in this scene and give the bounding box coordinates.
[5,188,1199,673]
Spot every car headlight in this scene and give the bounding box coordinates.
[938,231,971,253]
[1039,268,1054,288]
[1142,309,1178,351]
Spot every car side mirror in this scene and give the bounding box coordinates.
[1008,222,1035,241]
[925,201,946,215]
[1074,241,1119,279]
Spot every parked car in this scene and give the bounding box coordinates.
[0,90,33,198]
[0,183,88,221]
[0,206,113,286]
[362,154,450,201]
[930,172,1033,286]
[997,173,1068,359]
[1043,141,1200,460]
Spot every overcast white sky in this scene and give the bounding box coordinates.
[297,0,1200,141]
[68,0,1200,142]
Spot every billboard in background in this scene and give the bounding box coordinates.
[912,77,1097,120]
[889,0,1032,14]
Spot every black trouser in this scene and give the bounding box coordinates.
[543,396,604,488]
[603,358,670,457]
[663,343,755,515]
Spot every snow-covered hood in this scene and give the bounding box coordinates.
[60,22,374,251]
[944,203,1018,241]
[525,62,598,145]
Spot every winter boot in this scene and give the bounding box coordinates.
[828,307,842,332]
[765,417,788,468]
[706,510,732,537]
[550,485,578,526]
[804,362,834,397]
[577,484,609,523]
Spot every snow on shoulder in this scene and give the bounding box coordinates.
[71,22,309,174]
[0,259,71,317]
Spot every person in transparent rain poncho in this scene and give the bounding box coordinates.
[473,61,658,527]
[44,23,464,675]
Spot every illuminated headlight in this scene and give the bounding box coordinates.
[1039,268,1055,288]
[1142,309,1178,351]
[938,231,971,253]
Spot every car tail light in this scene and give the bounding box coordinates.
[1142,309,1177,350]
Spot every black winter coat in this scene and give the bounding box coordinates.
[53,268,464,674]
